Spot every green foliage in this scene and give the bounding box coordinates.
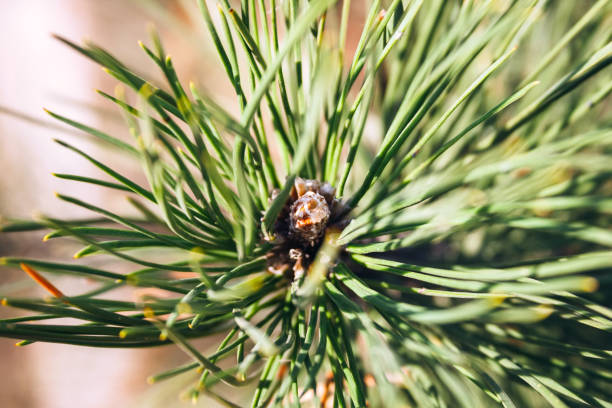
[1,0,611,406]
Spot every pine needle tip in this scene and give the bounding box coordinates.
[582,277,599,292]
[490,295,508,306]
[143,306,155,319]
[20,262,65,298]
[534,305,554,319]
[191,247,205,255]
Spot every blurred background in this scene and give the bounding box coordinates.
[0,1,233,406]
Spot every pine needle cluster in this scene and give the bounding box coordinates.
[1,0,611,406]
